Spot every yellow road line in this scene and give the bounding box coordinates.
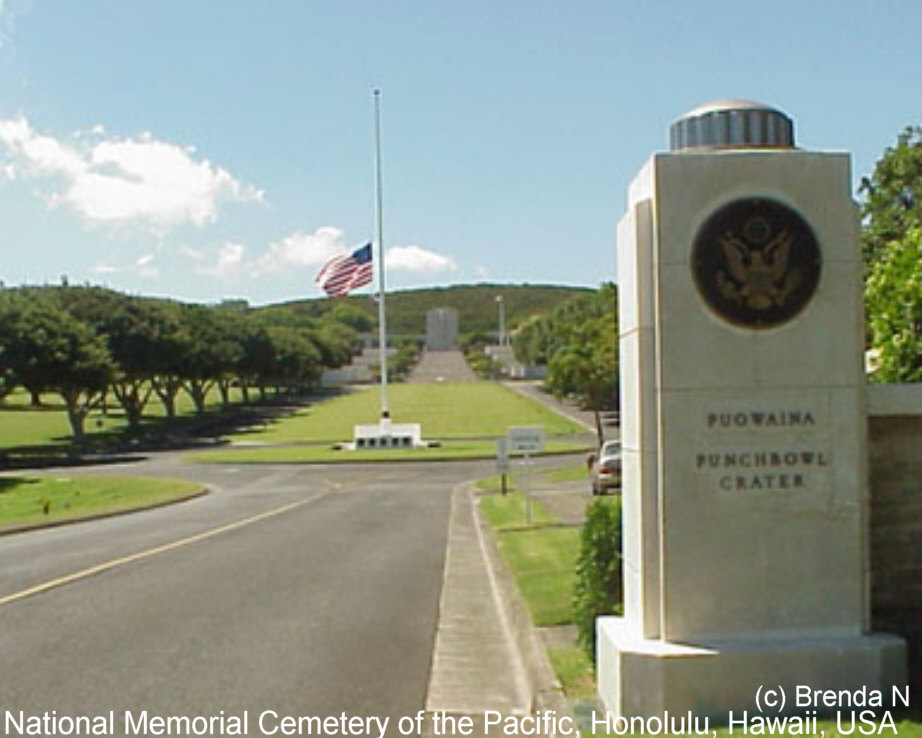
[0,492,326,608]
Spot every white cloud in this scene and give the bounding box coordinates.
[91,262,121,275]
[198,242,245,279]
[0,117,85,176]
[180,245,205,261]
[90,253,159,279]
[0,116,264,229]
[135,253,159,279]
[252,226,347,274]
[386,245,457,273]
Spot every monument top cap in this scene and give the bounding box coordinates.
[670,99,795,152]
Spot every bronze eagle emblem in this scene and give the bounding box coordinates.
[716,227,802,310]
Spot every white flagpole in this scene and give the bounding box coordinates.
[373,89,389,420]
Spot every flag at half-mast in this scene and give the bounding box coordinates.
[315,243,373,297]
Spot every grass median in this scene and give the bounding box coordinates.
[0,476,204,532]
[232,383,586,444]
[480,491,581,626]
[188,382,592,463]
[187,439,590,464]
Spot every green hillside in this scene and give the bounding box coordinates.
[262,283,594,337]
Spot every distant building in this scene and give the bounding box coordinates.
[425,308,458,350]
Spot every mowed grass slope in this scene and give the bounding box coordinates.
[240,383,586,444]
[0,386,248,453]
[0,476,204,531]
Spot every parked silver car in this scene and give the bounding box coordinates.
[590,440,622,495]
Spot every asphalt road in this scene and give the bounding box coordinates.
[0,456,493,736]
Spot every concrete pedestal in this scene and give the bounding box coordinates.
[598,617,907,718]
[601,101,908,718]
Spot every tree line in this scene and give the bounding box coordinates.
[0,286,368,439]
[860,125,921,383]
[513,283,618,441]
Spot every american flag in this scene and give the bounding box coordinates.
[315,243,374,297]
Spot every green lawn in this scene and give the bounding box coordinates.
[237,383,586,444]
[0,476,204,531]
[187,439,591,464]
[0,382,590,460]
[548,647,596,700]
[497,526,581,625]
[479,490,557,529]
[545,462,591,483]
[480,492,581,626]
[0,385,248,453]
[0,393,120,450]
[477,462,591,495]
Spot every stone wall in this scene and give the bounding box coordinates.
[868,384,922,702]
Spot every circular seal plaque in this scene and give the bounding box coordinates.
[691,198,822,329]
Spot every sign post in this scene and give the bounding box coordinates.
[506,427,545,525]
[495,437,510,495]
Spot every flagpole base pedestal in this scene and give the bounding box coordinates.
[349,421,428,450]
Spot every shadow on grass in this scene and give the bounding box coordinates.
[0,402,69,413]
[0,477,40,494]
[0,389,348,471]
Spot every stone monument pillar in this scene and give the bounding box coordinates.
[597,100,907,718]
[426,307,459,351]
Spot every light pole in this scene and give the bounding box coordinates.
[495,294,505,347]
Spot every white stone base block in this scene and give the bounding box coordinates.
[350,421,427,449]
[597,617,907,720]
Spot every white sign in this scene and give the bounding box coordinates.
[506,426,545,453]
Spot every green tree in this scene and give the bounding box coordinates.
[235,318,276,402]
[514,284,618,438]
[177,305,242,415]
[865,225,922,383]
[63,290,183,429]
[512,314,554,366]
[327,302,374,333]
[315,320,359,368]
[859,126,922,266]
[149,305,188,420]
[0,292,115,439]
[0,366,13,402]
[546,317,617,442]
[268,325,323,393]
[860,127,922,382]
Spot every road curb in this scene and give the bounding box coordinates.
[425,481,531,718]
[471,489,580,737]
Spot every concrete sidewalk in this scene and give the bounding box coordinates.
[421,378,611,737]
[423,482,574,737]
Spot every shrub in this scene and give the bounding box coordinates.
[463,348,504,379]
[573,497,623,663]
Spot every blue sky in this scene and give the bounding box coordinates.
[0,0,918,305]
